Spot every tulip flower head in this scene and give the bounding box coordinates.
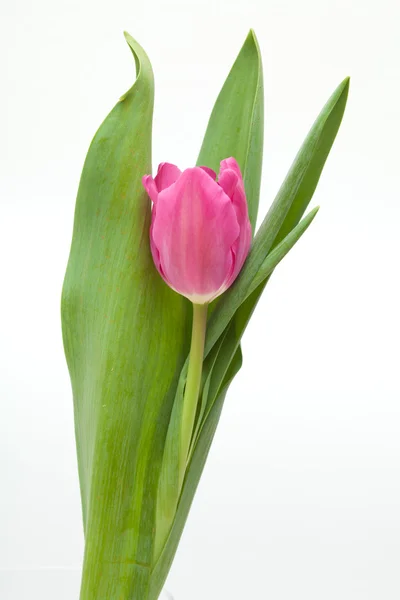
[142,158,252,304]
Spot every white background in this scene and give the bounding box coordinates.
[1,0,399,598]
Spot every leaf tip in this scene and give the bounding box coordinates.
[338,76,350,99]
[305,205,320,226]
[120,31,154,100]
[247,28,257,42]
[245,28,262,58]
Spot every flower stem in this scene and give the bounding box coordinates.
[179,302,208,484]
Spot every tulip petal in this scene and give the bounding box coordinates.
[150,203,162,272]
[220,156,242,179]
[199,166,217,180]
[155,162,182,192]
[230,217,252,283]
[151,167,240,303]
[219,158,252,283]
[142,175,159,204]
[217,168,238,199]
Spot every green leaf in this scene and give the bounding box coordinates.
[151,74,349,598]
[149,29,264,596]
[205,77,349,359]
[189,331,229,460]
[245,206,319,298]
[192,279,269,452]
[189,207,319,448]
[149,357,242,600]
[201,205,319,358]
[272,78,349,246]
[186,77,349,504]
[197,29,264,232]
[61,33,190,600]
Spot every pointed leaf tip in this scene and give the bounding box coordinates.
[247,28,259,44]
[341,75,350,90]
[197,27,264,231]
[243,28,262,60]
[119,31,154,100]
[334,76,350,103]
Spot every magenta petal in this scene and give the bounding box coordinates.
[150,202,162,272]
[218,157,251,285]
[154,162,182,192]
[229,181,251,282]
[148,157,251,303]
[199,166,217,180]
[230,217,252,283]
[220,157,242,179]
[142,175,159,204]
[218,168,238,199]
[151,167,240,302]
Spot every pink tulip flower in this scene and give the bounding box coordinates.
[142,158,252,304]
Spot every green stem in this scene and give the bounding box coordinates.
[179,302,208,483]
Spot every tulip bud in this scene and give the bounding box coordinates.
[142,157,252,304]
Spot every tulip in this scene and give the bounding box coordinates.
[62,29,349,600]
[142,157,252,305]
[142,157,252,484]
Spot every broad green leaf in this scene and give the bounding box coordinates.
[61,33,190,600]
[197,29,264,231]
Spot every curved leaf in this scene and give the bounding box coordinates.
[62,33,190,600]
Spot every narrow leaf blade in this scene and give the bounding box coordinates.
[197,29,264,231]
[149,30,264,595]
[205,77,349,357]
